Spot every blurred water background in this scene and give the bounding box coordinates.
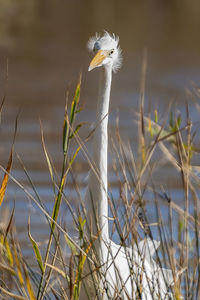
[0,0,200,261]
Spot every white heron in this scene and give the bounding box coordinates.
[83,31,174,299]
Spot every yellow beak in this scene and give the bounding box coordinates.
[88,50,107,71]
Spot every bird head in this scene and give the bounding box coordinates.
[87,31,122,73]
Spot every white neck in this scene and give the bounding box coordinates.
[87,65,112,243]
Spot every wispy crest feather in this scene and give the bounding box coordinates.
[87,33,100,52]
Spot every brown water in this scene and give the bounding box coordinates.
[1,0,200,259]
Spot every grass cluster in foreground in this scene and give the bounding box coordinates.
[0,73,200,299]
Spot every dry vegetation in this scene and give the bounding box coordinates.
[0,73,200,299]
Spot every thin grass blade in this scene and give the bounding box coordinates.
[70,75,81,125]
[41,123,56,194]
[63,100,70,155]
[0,115,18,206]
[5,238,14,267]
[45,263,69,280]
[0,287,26,300]
[64,234,78,255]
[13,242,24,286]
[0,261,16,276]
[23,263,37,300]
[28,218,44,274]
[51,174,66,230]
[4,202,15,241]
[0,148,13,206]
[0,96,5,122]
[69,123,82,140]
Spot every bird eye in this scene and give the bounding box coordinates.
[110,50,114,55]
